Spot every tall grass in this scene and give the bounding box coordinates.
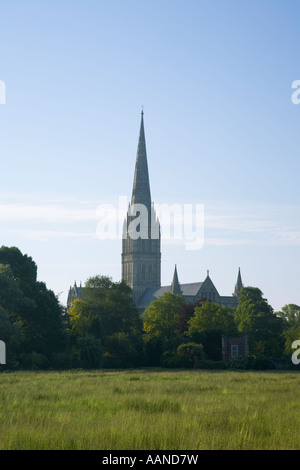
[0,369,299,450]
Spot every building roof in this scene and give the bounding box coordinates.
[137,281,204,308]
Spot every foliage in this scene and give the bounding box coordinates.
[176,342,205,367]
[193,359,226,370]
[276,304,300,327]
[188,302,237,336]
[234,287,284,356]
[187,302,237,360]
[76,335,103,369]
[176,301,198,335]
[103,331,145,368]
[0,244,297,370]
[160,350,185,368]
[0,246,37,294]
[143,336,164,366]
[226,354,275,370]
[68,275,143,368]
[20,351,50,370]
[142,292,185,342]
[0,246,68,368]
[276,304,300,357]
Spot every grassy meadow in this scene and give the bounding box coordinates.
[0,368,300,450]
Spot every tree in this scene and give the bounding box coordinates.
[276,304,300,327]
[68,275,143,367]
[0,246,37,295]
[69,276,141,339]
[0,263,31,314]
[23,281,67,357]
[276,304,300,357]
[104,331,145,368]
[141,293,185,365]
[187,301,237,360]
[234,287,284,357]
[176,301,199,335]
[142,292,185,343]
[0,247,68,368]
[77,335,103,369]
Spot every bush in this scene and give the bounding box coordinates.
[194,359,226,370]
[226,356,249,370]
[160,351,185,369]
[20,352,50,370]
[226,355,276,370]
[248,354,275,370]
[177,342,205,368]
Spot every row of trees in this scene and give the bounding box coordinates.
[1,246,300,370]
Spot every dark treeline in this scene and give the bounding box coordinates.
[0,246,299,371]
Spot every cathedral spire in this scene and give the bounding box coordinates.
[233,267,243,297]
[171,264,182,295]
[131,111,151,211]
[122,112,161,308]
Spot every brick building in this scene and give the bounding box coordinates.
[221,334,249,361]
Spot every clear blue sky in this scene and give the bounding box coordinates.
[1,0,300,311]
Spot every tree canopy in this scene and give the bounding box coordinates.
[187,302,237,360]
[234,287,284,356]
[141,292,185,342]
[0,246,67,368]
[68,275,143,367]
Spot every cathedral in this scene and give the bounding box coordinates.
[67,112,243,312]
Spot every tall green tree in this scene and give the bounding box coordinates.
[176,301,199,335]
[234,287,284,356]
[276,304,300,327]
[276,304,300,357]
[142,292,185,343]
[0,247,68,368]
[141,292,185,366]
[68,276,143,367]
[187,301,237,360]
[0,246,37,294]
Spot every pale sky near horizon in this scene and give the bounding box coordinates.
[1,0,300,311]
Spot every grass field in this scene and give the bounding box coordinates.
[0,368,300,450]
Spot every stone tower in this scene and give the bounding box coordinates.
[122,111,161,305]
